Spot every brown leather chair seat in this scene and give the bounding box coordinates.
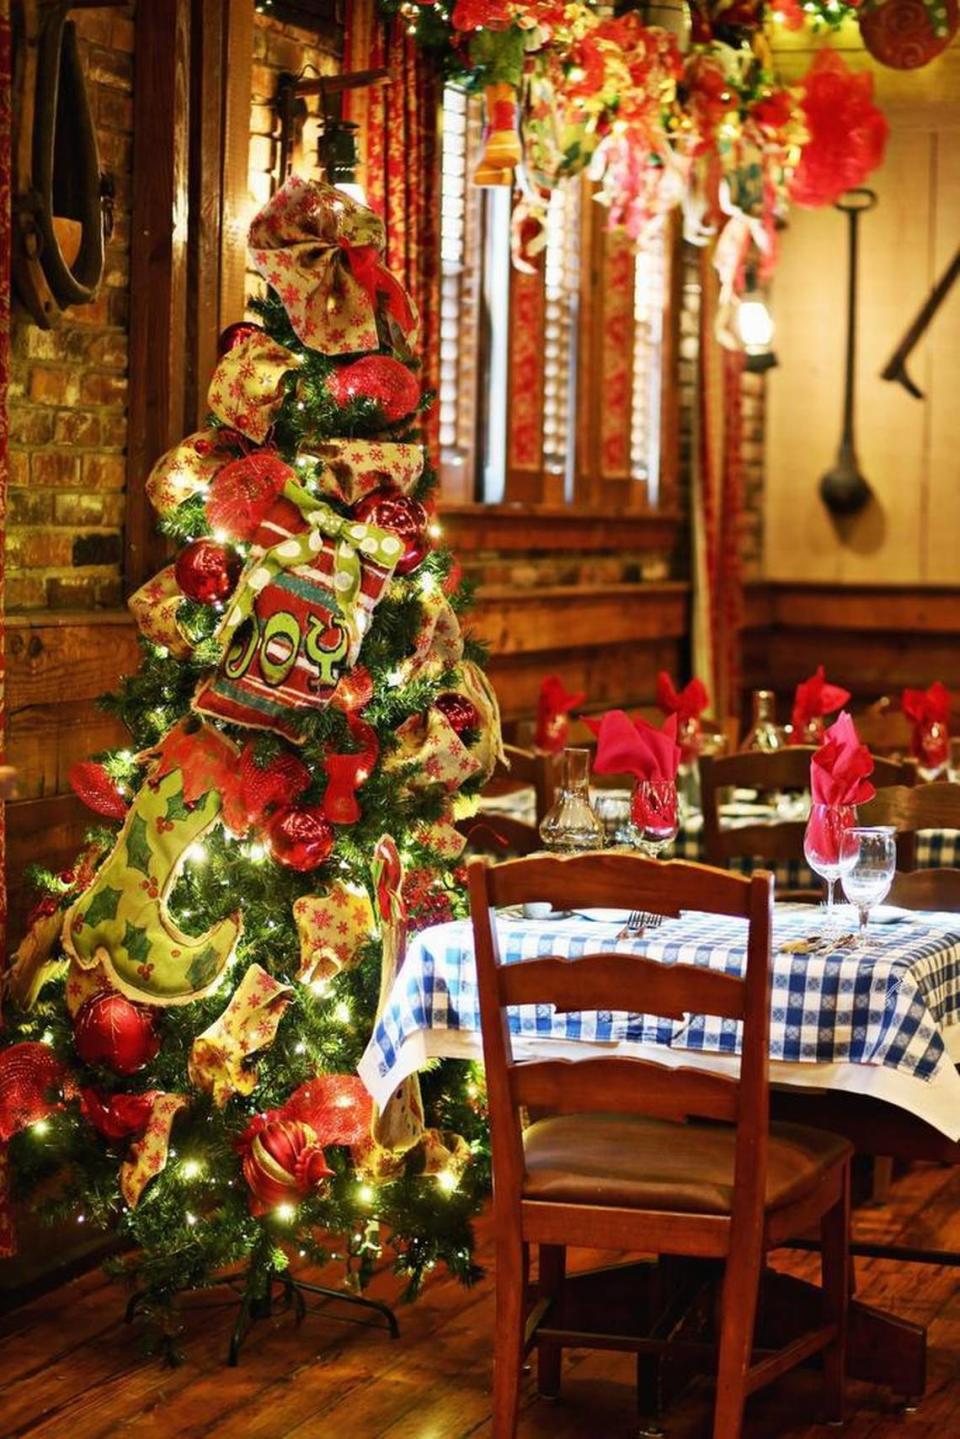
[523,1113,852,1216]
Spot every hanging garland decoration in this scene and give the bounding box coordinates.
[389,0,893,304]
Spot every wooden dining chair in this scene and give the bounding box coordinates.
[468,852,852,1439]
[457,811,543,858]
[853,702,914,758]
[699,748,916,899]
[482,744,557,825]
[860,781,960,871]
[888,868,960,911]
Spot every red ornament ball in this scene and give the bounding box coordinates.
[217,321,264,357]
[434,692,480,737]
[174,539,242,605]
[205,451,295,541]
[74,992,161,1076]
[241,1117,332,1214]
[353,488,429,575]
[267,805,335,871]
[327,355,420,424]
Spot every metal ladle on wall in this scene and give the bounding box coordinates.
[819,188,878,517]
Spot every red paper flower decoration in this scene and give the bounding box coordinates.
[205,450,295,541]
[789,52,889,209]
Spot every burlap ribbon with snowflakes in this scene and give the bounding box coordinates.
[248,175,418,355]
[188,963,294,1107]
[313,437,424,505]
[293,881,376,986]
[207,332,300,443]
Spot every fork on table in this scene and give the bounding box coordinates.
[620,909,664,936]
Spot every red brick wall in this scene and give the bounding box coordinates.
[8,5,134,611]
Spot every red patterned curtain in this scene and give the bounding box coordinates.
[691,251,744,722]
[0,0,9,958]
[343,0,442,460]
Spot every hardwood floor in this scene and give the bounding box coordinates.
[2,1161,959,1438]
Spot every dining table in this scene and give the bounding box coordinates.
[359,899,960,1402]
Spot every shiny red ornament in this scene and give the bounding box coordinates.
[78,1087,154,1141]
[175,539,242,605]
[74,992,161,1076]
[331,664,374,714]
[240,1116,332,1214]
[353,488,428,575]
[0,1043,65,1141]
[434,693,480,737]
[69,761,129,821]
[217,321,264,357]
[205,450,295,541]
[327,355,420,424]
[267,805,335,871]
[789,52,889,209]
[239,743,311,824]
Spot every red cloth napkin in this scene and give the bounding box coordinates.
[535,675,586,754]
[655,671,710,722]
[902,681,951,767]
[791,666,851,737]
[810,712,876,807]
[589,709,682,782]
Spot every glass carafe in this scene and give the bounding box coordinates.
[743,690,786,752]
[538,747,604,853]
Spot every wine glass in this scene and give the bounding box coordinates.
[631,779,679,858]
[804,804,857,925]
[839,827,897,947]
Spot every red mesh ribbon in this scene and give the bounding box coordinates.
[340,241,417,338]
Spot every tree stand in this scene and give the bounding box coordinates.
[125,1266,399,1366]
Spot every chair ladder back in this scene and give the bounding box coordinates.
[861,781,960,871]
[480,851,755,919]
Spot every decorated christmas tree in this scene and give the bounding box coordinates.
[0,176,501,1331]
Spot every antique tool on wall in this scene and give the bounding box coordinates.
[820,189,877,517]
[881,246,960,399]
[12,0,118,327]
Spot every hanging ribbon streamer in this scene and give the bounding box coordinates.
[120,1092,189,1209]
[189,963,295,1107]
[294,881,376,986]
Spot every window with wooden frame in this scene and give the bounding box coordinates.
[437,84,678,512]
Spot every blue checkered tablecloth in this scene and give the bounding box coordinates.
[360,906,960,1115]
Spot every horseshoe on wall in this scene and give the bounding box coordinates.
[12,0,116,328]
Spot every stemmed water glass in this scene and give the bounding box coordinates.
[632,778,679,858]
[804,804,857,927]
[839,826,897,947]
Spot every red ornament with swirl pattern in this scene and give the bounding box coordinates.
[240,1117,332,1214]
[859,0,957,68]
[267,805,335,871]
[352,488,428,575]
[327,355,420,424]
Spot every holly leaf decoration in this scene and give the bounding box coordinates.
[187,945,220,991]
[83,886,123,928]
[122,921,152,968]
[125,814,153,876]
[164,787,195,823]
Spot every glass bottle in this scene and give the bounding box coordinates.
[539,747,604,853]
[742,690,786,752]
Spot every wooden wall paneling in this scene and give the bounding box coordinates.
[574,176,601,505]
[765,32,960,587]
[187,0,227,430]
[125,0,192,592]
[219,0,255,329]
